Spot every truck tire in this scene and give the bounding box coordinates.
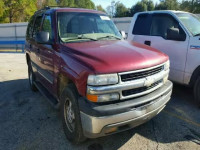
[28,63,37,92]
[60,84,86,144]
[194,76,200,106]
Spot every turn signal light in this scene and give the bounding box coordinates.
[86,94,98,102]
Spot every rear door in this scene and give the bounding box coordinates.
[130,13,189,84]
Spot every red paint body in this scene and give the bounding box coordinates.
[26,8,168,99]
[58,40,168,97]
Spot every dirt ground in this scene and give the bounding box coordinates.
[0,53,200,150]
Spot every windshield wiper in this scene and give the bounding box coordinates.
[63,34,97,42]
[97,35,122,40]
[194,33,200,37]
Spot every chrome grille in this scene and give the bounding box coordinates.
[122,80,162,97]
[121,65,164,82]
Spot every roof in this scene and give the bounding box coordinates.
[35,7,106,15]
[136,10,190,15]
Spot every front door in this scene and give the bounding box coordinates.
[36,14,55,94]
[132,13,189,83]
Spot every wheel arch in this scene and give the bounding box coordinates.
[189,65,200,87]
[26,53,30,65]
[57,73,79,99]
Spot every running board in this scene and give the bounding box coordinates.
[34,81,60,109]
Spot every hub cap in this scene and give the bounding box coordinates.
[64,98,75,132]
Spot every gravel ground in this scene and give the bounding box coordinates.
[0,53,200,150]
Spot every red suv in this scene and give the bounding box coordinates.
[25,7,172,143]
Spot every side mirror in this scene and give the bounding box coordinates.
[120,30,127,39]
[167,28,186,41]
[35,31,51,44]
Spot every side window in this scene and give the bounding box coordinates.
[132,14,152,35]
[42,15,52,39]
[26,15,35,39]
[150,14,186,39]
[32,15,43,39]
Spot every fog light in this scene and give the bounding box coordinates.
[163,75,169,83]
[87,93,119,102]
[105,127,118,134]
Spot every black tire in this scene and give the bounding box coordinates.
[28,62,38,92]
[60,84,86,144]
[194,76,200,106]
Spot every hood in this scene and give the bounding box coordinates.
[62,40,168,74]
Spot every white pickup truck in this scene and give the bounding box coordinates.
[127,10,200,105]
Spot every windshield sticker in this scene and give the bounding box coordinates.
[100,16,110,20]
[190,45,200,50]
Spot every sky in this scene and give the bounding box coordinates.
[91,0,161,9]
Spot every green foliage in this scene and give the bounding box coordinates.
[180,0,200,13]
[0,0,37,23]
[46,0,57,6]
[96,5,106,12]
[59,0,74,7]
[0,0,4,16]
[74,0,95,9]
[155,0,179,10]
[1,0,200,23]
[115,3,129,17]
[130,0,154,15]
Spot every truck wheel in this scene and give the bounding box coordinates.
[28,63,37,92]
[60,84,86,144]
[194,76,200,106]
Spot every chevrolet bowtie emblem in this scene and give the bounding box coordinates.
[144,77,154,87]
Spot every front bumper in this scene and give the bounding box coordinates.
[80,80,173,138]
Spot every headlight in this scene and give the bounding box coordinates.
[87,74,118,86]
[87,93,119,102]
[164,60,170,71]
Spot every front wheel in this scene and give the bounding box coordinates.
[60,84,86,144]
[194,76,200,106]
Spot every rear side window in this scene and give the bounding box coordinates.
[132,14,151,35]
[26,16,35,39]
[32,15,43,39]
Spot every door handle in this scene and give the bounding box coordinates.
[144,41,151,46]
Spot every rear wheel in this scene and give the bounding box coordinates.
[194,76,200,106]
[28,62,37,92]
[60,84,86,144]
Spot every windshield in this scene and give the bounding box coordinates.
[57,12,122,43]
[176,13,200,36]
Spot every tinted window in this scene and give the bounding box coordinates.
[26,16,35,39]
[150,14,186,39]
[176,13,200,36]
[32,15,43,39]
[57,12,122,42]
[132,14,151,35]
[42,15,52,39]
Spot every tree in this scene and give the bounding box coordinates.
[131,2,147,15]
[147,0,154,10]
[2,0,37,23]
[45,0,57,6]
[115,3,128,17]
[130,0,154,15]
[96,5,106,12]
[155,0,179,10]
[59,0,74,7]
[74,0,95,9]
[180,0,200,13]
[0,1,4,16]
